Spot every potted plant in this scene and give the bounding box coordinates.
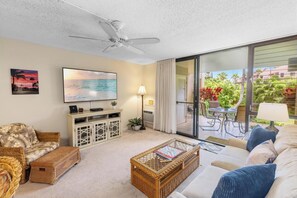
[127,117,142,131]
[111,101,117,109]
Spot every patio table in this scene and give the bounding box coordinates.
[208,107,237,133]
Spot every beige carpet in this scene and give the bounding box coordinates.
[15,128,218,198]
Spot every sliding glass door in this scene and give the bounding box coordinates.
[176,36,297,141]
[199,47,248,140]
[176,57,198,137]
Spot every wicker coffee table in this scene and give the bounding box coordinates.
[130,139,200,198]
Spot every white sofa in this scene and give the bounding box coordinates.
[171,125,297,198]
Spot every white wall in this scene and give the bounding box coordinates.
[0,38,144,145]
[142,63,157,111]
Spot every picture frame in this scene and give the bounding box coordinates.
[11,69,39,95]
[69,105,78,113]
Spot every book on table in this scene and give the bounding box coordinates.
[154,146,185,160]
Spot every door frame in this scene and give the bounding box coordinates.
[176,56,199,138]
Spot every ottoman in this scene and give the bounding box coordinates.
[29,146,80,184]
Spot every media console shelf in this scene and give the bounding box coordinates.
[67,109,122,149]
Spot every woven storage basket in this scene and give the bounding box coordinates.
[0,156,22,198]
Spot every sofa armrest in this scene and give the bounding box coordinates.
[228,138,247,150]
[0,147,26,168]
[211,160,241,171]
[36,132,60,143]
[169,192,188,198]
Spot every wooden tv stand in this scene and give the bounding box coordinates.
[67,109,122,149]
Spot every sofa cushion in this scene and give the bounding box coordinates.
[211,155,245,171]
[246,140,277,166]
[0,168,11,198]
[169,192,187,198]
[219,146,250,162]
[181,166,228,198]
[227,138,247,150]
[266,148,297,198]
[25,142,59,165]
[212,164,276,198]
[247,126,276,152]
[274,124,297,154]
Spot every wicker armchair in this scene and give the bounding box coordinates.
[0,156,22,198]
[0,132,60,184]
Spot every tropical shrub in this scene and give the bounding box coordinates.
[253,75,286,103]
[200,87,222,101]
[202,72,297,115]
[203,73,241,108]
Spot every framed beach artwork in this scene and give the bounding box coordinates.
[62,68,117,103]
[11,69,39,95]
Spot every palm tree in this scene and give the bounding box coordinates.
[217,72,228,81]
[11,69,25,92]
[231,74,240,83]
[254,69,263,78]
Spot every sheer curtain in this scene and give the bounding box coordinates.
[154,59,176,133]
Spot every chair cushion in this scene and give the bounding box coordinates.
[0,168,11,198]
[274,124,297,154]
[212,164,276,198]
[182,166,228,198]
[246,140,277,166]
[0,133,31,148]
[266,148,297,198]
[247,126,276,152]
[0,123,39,147]
[25,142,59,165]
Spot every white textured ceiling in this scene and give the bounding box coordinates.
[1,0,297,65]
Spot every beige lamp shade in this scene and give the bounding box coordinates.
[257,103,289,122]
[138,85,146,95]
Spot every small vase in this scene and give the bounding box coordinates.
[112,106,116,109]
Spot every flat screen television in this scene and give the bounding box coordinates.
[62,68,117,103]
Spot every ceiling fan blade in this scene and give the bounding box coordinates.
[126,38,160,45]
[99,21,120,39]
[123,44,144,54]
[61,0,108,22]
[69,35,110,42]
[103,44,118,53]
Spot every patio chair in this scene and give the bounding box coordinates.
[208,100,222,118]
[209,100,219,108]
[224,105,246,137]
[199,102,221,131]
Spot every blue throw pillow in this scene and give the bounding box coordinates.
[212,164,276,198]
[246,126,276,152]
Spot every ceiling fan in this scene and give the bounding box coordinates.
[69,19,160,54]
